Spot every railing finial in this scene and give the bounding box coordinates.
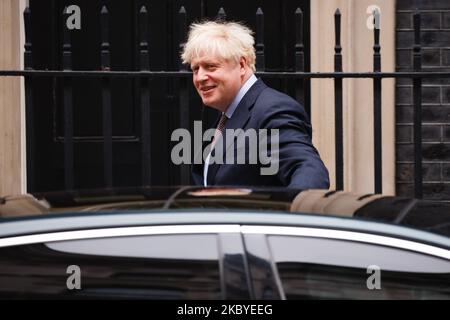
[217,7,226,21]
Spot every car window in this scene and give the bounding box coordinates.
[0,235,221,299]
[46,234,218,260]
[267,235,450,299]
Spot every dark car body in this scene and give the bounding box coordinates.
[0,187,449,299]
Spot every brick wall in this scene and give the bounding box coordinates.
[396,0,450,200]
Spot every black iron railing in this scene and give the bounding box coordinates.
[2,6,450,198]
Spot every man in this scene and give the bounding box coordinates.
[181,21,329,189]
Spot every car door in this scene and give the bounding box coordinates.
[0,224,256,299]
[241,225,450,299]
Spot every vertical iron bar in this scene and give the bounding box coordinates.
[373,9,382,194]
[24,6,35,192]
[256,8,265,72]
[334,9,344,191]
[413,11,423,199]
[179,6,190,184]
[281,1,288,95]
[178,6,188,72]
[62,7,74,190]
[295,7,305,105]
[50,0,57,70]
[51,0,58,148]
[101,6,113,188]
[139,6,151,186]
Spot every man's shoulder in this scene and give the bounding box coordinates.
[247,82,310,129]
[253,84,305,114]
[260,86,297,103]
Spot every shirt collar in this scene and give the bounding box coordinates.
[224,74,257,119]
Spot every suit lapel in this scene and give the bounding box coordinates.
[207,79,267,185]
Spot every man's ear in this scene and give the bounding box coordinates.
[239,57,247,74]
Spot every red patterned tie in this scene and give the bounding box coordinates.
[212,113,227,148]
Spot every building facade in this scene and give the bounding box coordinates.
[0,0,448,201]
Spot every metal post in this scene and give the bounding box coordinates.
[101,5,113,188]
[179,6,190,185]
[139,6,151,187]
[62,6,74,190]
[256,8,265,72]
[24,6,35,192]
[373,8,382,194]
[334,9,344,191]
[295,7,305,105]
[413,10,423,199]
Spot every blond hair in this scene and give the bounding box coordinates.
[181,21,256,72]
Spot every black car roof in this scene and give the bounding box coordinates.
[0,186,449,238]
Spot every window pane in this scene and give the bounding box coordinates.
[268,236,450,299]
[0,235,221,299]
[47,235,218,260]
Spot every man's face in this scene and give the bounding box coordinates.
[191,53,245,111]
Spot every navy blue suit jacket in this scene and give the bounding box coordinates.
[192,79,329,189]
